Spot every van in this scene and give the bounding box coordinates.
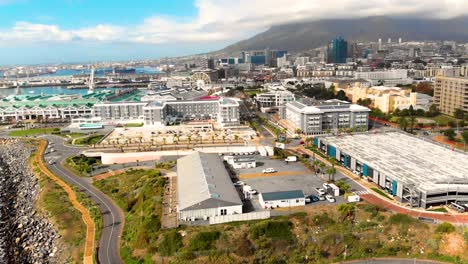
[284,156,297,162]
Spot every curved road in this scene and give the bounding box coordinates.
[44,135,123,264]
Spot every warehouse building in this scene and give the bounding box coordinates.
[283,99,370,135]
[259,190,306,209]
[177,152,243,221]
[314,132,468,208]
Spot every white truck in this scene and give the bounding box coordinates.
[284,156,297,162]
[347,195,360,203]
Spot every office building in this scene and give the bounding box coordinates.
[283,99,370,134]
[354,69,411,86]
[177,152,243,221]
[315,132,468,208]
[331,36,348,63]
[434,76,468,115]
[259,190,306,209]
[255,91,295,111]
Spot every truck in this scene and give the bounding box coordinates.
[327,183,340,197]
[284,156,297,162]
[347,195,360,203]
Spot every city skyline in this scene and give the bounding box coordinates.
[0,0,468,65]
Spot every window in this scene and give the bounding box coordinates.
[220,209,227,215]
[296,199,299,203]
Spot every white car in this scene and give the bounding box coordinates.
[325,195,336,203]
[247,189,258,195]
[262,168,276,174]
[315,187,326,196]
[233,181,245,187]
[318,195,326,201]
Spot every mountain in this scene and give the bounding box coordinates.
[220,16,468,54]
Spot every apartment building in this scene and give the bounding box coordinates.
[434,76,468,115]
[283,99,370,134]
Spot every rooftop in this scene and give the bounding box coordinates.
[288,99,370,114]
[177,152,242,211]
[261,190,305,201]
[322,132,468,193]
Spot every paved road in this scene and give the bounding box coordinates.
[44,135,123,264]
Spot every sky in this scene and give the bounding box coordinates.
[0,0,467,65]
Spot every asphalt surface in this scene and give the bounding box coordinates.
[43,135,123,264]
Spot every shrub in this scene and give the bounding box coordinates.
[435,222,455,233]
[250,220,293,241]
[159,230,183,256]
[188,231,221,252]
[388,213,415,226]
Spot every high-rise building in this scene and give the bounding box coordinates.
[331,36,348,64]
[434,76,468,115]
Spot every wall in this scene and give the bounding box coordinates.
[259,196,305,209]
[179,205,243,220]
[209,211,270,225]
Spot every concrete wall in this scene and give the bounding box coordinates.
[179,204,243,220]
[209,211,270,225]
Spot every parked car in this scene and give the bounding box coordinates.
[233,181,245,187]
[315,187,326,196]
[305,195,320,203]
[48,160,55,165]
[247,189,258,195]
[262,168,276,173]
[318,195,326,201]
[325,195,336,203]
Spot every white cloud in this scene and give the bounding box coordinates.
[0,0,467,45]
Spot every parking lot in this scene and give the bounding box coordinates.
[234,156,367,210]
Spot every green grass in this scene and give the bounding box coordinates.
[93,169,166,263]
[124,123,144,127]
[65,155,100,176]
[431,114,458,126]
[32,158,86,263]
[9,127,60,136]
[428,207,448,213]
[371,188,393,200]
[73,135,104,145]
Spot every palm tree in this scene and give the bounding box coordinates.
[337,203,356,222]
[326,167,336,182]
[222,135,226,143]
[313,160,320,175]
[187,135,192,146]
[234,134,240,142]
[399,116,409,131]
[319,163,326,178]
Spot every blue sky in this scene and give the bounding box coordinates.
[0,0,466,65]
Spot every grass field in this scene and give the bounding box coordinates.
[9,127,60,136]
[93,169,166,263]
[124,123,144,127]
[73,135,104,146]
[371,188,393,200]
[431,115,458,126]
[31,157,86,263]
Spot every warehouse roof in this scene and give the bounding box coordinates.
[177,152,242,211]
[321,132,468,193]
[261,190,305,201]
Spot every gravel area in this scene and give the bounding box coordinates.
[0,139,62,263]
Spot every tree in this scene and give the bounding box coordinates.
[398,116,409,131]
[408,105,416,133]
[319,163,326,177]
[454,108,465,120]
[448,120,457,128]
[326,167,336,182]
[444,129,456,141]
[336,180,351,194]
[462,131,468,151]
[336,90,349,101]
[313,160,320,175]
[337,203,356,222]
[426,104,440,117]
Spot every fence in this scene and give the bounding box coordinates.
[209,211,270,225]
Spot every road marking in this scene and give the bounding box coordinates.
[354,190,369,195]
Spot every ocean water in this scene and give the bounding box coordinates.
[0,86,130,97]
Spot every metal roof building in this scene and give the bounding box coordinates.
[259,190,306,209]
[316,131,468,208]
[177,152,243,221]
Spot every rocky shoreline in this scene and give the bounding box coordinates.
[0,139,62,263]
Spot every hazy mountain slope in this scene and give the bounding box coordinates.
[220,16,468,53]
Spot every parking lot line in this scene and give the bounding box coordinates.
[239,171,309,179]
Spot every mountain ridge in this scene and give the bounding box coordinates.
[217,16,468,55]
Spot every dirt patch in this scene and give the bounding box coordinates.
[439,233,467,257]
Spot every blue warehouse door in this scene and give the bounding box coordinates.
[391,180,397,196]
[327,145,336,158]
[362,164,369,177]
[313,137,319,147]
